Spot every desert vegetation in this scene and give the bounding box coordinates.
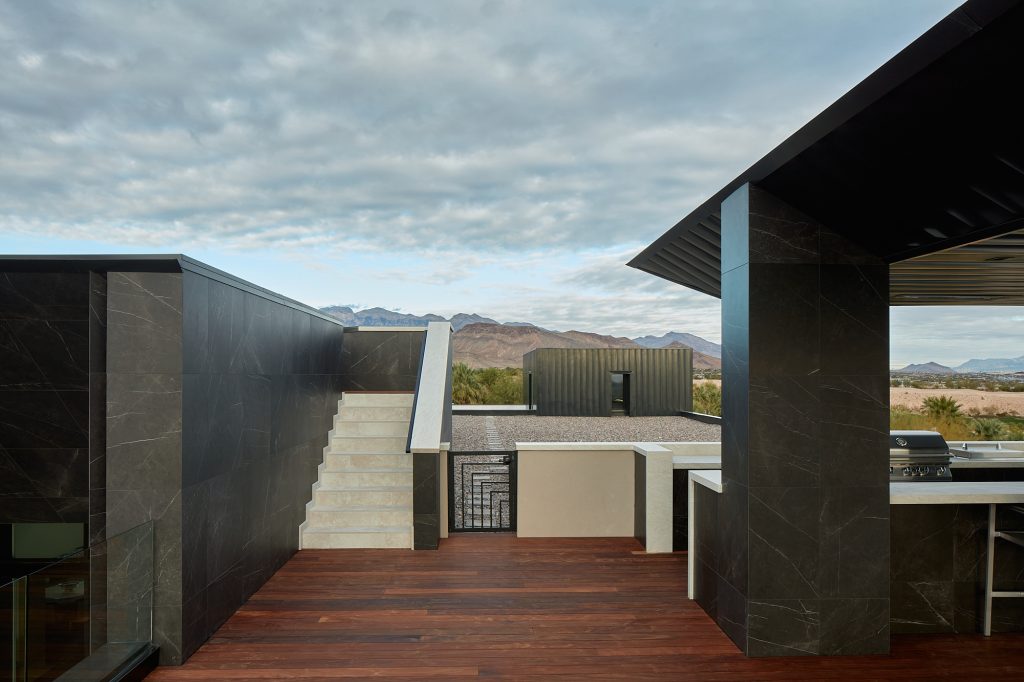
[452,363,523,405]
[692,382,722,416]
[890,394,1024,441]
[891,374,1024,392]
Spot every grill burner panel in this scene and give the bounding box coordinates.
[890,430,952,482]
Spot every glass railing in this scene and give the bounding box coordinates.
[2,521,154,682]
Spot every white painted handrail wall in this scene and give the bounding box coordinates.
[409,321,452,453]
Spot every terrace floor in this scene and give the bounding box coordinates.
[146,536,1024,680]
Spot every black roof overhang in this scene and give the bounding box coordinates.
[628,0,1024,305]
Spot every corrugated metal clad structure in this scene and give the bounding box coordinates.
[522,348,693,417]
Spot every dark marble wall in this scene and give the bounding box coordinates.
[892,504,1024,634]
[672,470,688,551]
[1,260,427,666]
[693,484,720,620]
[178,271,346,660]
[104,271,184,664]
[0,272,91,529]
[338,330,423,391]
[716,184,890,656]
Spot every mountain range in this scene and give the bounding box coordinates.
[897,355,1024,374]
[320,306,722,369]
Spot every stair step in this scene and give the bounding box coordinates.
[314,487,413,507]
[322,470,413,487]
[306,507,412,527]
[335,420,410,437]
[338,406,412,421]
[302,392,417,549]
[301,527,412,549]
[330,436,407,453]
[341,393,415,407]
[326,452,412,470]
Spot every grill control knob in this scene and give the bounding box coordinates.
[938,466,946,476]
[903,467,911,476]
[889,467,894,475]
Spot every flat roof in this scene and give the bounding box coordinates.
[0,253,343,324]
[629,0,1024,305]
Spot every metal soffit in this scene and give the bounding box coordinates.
[628,0,1024,305]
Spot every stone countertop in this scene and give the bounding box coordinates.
[689,470,722,493]
[890,481,1024,504]
[672,455,721,469]
[690,470,1024,505]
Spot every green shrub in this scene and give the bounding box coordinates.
[693,382,722,417]
[451,364,523,405]
[972,418,1009,440]
[922,394,962,420]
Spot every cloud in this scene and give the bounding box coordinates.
[0,0,960,255]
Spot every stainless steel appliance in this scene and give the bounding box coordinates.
[889,430,952,482]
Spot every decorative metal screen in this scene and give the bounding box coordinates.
[448,451,516,532]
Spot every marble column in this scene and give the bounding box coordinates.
[413,453,440,550]
[717,184,890,656]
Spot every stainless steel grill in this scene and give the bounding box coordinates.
[889,430,952,482]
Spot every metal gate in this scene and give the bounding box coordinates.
[448,451,516,532]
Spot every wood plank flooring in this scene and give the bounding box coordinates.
[146,535,1024,680]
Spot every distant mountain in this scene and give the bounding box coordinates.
[452,324,635,368]
[449,312,500,331]
[896,361,955,375]
[955,355,1024,373]
[320,305,720,369]
[633,332,721,358]
[452,323,723,369]
[321,306,483,329]
[663,341,722,370]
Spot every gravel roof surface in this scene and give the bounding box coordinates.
[451,415,721,451]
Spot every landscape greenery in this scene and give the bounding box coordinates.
[890,393,1024,441]
[692,382,722,416]
[451,366,1022,442]
[452,364,523,405]
[891,375,1024,392]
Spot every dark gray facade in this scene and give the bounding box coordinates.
[522,348,692,417]
[714,184,890,656]
[0,256,426,665]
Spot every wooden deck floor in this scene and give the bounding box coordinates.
[147,535,1024,680]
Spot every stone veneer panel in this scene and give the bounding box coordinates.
[178,271,347,659]
[715,184,890,656]
[105,271,184,664]
[0,272,91,527]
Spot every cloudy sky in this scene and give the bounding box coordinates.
[1,0,1019,368]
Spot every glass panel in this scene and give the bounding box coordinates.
[25,550,89,680]
[2,576,27,681]
[0,521,153,682]
[611,373,625,415]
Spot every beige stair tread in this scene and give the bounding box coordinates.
[316,484,411,491]
[323,466,413,473]
[302,526,409,534]
[309,505,410,512]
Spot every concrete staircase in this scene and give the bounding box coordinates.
[300,392,415,549]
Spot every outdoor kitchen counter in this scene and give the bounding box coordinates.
[891,480,1024,504]
[687,471,1024,635]
[688,470,1024,504]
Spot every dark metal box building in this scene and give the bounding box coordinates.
[522,348,693,417]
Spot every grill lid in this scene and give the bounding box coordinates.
[889,430,949,456]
